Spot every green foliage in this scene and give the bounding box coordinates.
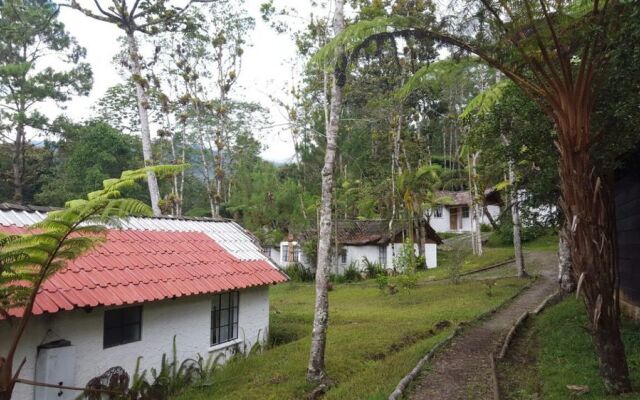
[312,15,420,68]
[375,274,389,291]
[392,240,421,273]
[393,272,418,291]
[35,120,144,206]
[115,336,221,400]
[0,0,92,201]
[362,257,385,279]
[447,250,466,285]
[480,223,493,233]
[342,262,362,283]
[489,220,553,247]
[283,263,314,283]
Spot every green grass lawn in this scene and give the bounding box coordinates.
[418,246,515,281]
[523,233,559,252]
[176,267,530,399]
[499,297,640,399]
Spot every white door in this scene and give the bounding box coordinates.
[34,344,77,400]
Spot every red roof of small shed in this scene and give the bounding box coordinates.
[2,227,287,317]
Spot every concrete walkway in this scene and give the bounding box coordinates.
[407,251,558,400]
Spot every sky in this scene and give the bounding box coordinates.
[54,0,317,163]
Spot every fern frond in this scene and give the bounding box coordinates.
[312,15,421,68]
[460,80,510,120]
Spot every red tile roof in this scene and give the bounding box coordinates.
[2,228,287,317]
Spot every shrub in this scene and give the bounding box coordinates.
[330,273,345,284]
[362,257,386,278]
[393,240,418,274]
[483,279,497,297]
[490,219,553,245]
[447,250,466,284]
[395,273,419,291]
[283,263,314,282]
[86,336,220,400]
[375,274,389,290]
[480,223,493,232]
[342,262,362,282]
[415,255,426,270]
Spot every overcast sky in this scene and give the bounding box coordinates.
[54,0,319,163]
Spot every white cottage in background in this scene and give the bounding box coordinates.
[277,220,443,274]
[429,190,502,233]
[0,204,287,400]
[333,220,442,273]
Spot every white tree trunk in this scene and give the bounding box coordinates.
[468,153,483,255]
[126,32,162,216]
[508,161,526,277]
[307,0,345,385]
[558,223,575,292]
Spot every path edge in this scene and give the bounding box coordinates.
[388,277,536,400]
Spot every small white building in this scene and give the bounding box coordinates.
[277,220,442,274]
[0,205,287,400]
[429,190,502,233]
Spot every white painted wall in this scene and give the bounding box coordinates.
[0,286,270,400]
[277,241,312,270]
[425,243,437,269]
[340,242,438,272]
[430,204,502,233]
[338,244,380,274]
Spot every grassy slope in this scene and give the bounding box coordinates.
[523,233,559,252]
[500,298,640,399]
[419,246,515,281]
[177,260,529,399]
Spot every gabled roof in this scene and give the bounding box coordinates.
[436,189,502,206]
[335,219,442,245]
[0,205,287,317]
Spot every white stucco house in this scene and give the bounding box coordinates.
[276,220,443,274]
[429,190,502,233]
[0,204,287,400]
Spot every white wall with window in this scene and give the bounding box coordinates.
[275,241,313,270]
[0,286,269,400]
[429,204,501,233]
[337,242,438,273]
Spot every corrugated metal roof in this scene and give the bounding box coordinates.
[2,227,287,317]
[0,207,267,261]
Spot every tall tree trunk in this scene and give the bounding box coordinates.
[198,138,216,217]
[508,161,526,277]
[556,116,630,393]
[558,222,574,292]
[11,120,25,203]
[418,220,426,258]
[126,32,162,216]
[307,0,344,385]
[469,152,483,256]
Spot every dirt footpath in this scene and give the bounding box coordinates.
[407,251,558,400]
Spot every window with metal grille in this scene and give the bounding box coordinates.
[103,306,142,349]
[462,206,470,218]
[433,205,443,218]
[379,245,387,266]
[211,291,239,346]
